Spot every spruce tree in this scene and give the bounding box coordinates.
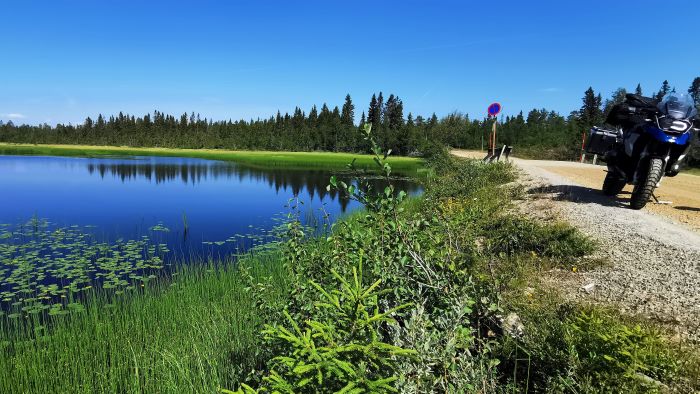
[383,94,395,128]
[367,94,378,125]
[429,113,438,126]
[308,105,318,127]
[655,80,671,101]
[383,94,404,130]
[688,77,700,106]
[376,92,384,127]
[603,88,627,116]
[320,104,330,121]
[96,114,105,130]
[579,87,603,128]
[84,117,94,130]
[340,94,354,126]
[635,83,643,96]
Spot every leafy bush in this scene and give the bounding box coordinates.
[566,309,681,392]
[486,216,595,261]
[496,295,700,393]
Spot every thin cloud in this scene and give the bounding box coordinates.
[3,113,26,119]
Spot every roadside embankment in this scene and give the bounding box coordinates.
[453,150,700,342]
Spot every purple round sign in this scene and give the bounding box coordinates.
[487,102,502,117]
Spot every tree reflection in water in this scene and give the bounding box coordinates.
[86,158,421,214]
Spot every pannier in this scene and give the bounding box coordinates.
[585,126,620,155]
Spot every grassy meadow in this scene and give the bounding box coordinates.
[0,143,424,173]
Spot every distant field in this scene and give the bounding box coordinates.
[0,143,424,173]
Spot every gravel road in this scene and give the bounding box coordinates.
[452,150,700,340]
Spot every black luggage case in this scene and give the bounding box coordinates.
[585,126,619,155]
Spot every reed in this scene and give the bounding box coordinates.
[0,251,288,393]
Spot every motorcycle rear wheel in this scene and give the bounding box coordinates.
[629,158,663,210]
[602,172,626,196]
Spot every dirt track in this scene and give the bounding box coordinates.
[452,149,700,340]
[452,150,700,232]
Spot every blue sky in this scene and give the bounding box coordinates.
[1,0,698,125]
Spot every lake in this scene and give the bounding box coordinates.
[0,155,421,257]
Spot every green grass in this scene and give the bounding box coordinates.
[0,143,424,173]
[684,167,700,176]
[0,251,288,394]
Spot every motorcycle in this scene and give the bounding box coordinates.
[586,91,699,209]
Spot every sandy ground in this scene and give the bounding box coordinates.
[452,149,700,340]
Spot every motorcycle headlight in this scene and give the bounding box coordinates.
[660,117,691,133]
[669,120,691,132]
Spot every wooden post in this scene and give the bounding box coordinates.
[580,132,586,163]
[493,119,497,156]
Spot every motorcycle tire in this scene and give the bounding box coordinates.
[629,158,664,210]
[602,172,626,196]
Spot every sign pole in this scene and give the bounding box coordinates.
[486,103,502,157]
[493,118,497,156]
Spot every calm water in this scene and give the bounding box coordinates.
[0,155,420,256]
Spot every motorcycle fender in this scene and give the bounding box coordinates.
[634,141,671,185]
[624,133,638,157]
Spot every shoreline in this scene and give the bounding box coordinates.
[0,143,424,172]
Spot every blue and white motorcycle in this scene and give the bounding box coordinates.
[587,91,698,209]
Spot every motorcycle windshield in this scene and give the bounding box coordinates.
[657,91,698,120]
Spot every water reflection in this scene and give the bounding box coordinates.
[84,158,421,212]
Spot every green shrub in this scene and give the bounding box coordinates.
[486,216,595,261]
[565,309,681,392]
[497,301,699,393]
[232,260,415,393]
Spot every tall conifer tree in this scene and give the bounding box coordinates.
[688,77,700,106]
[579,87,603,128]
[655,80,671,101]
[341,94,354,126]
[367,94,379,126]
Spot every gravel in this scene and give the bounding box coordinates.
[514,158,700,341]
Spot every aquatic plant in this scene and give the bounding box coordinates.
[0,218,168,319]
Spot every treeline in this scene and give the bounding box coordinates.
[1,78,698,164]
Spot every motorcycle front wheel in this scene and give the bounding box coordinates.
[629,158,664,210]
[602,172,626,196]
